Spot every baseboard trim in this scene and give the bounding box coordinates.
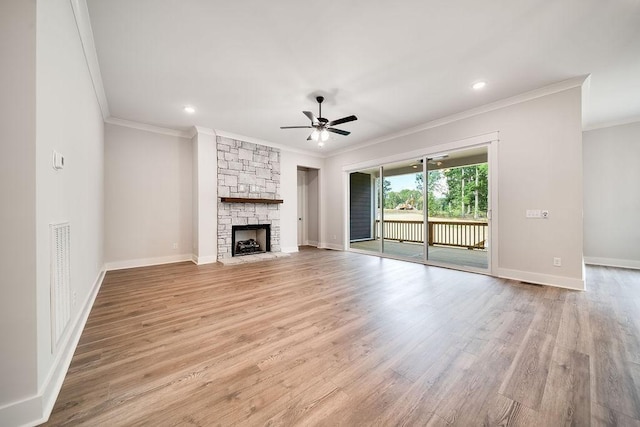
[497,267,585,290]
[281,246,299,253]
[0,268,106,427]
[584,256,640,270]
[319,243,344,251]
[191,254,217,265]
[0,394,42,427]
[105,254,193,271]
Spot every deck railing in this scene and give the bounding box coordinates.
[375,219,488,249]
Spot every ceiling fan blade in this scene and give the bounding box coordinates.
[328,115,357,127]
[327,127,351,136]
[280,126,313,129]
[303,111,319,124]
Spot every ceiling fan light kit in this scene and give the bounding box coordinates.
[281,95,357,147]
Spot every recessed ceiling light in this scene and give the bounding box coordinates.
[472,81,487,90]
[317,141,325,148]
[184,105,196,114]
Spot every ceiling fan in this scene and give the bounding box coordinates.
[280,96,357,146]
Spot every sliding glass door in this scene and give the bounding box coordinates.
[348,145,490,272]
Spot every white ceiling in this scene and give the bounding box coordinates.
[86,0,640,154]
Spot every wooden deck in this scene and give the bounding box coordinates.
[351,239,489,269]
[45,248,640,426]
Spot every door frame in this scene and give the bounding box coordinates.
[297,166,321,248]
[297,169,307,246]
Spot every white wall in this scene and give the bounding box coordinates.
[583,121,640,269]
[34,0,106,421]
[280,151,324,252]
[104,123,192,267]
[0,0,106,424]
[0,0,38,418]
[324,86,584,289]
[191,128,217,264]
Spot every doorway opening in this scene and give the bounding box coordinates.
[297,167,320,248]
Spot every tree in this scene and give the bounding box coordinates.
[383,178,392,195]
[435,164,488,218]
[415,173,423,191]
[417,171,447,216]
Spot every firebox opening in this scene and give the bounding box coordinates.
[232,224,271,257]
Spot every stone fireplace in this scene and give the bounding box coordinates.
[217,137,281,260]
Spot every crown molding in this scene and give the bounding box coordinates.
[192,126,216,137]
[329,76,589,158]
[105,118,323,157]
[105,117,192,138]
[70,0,110,119]
[583,115,640,132]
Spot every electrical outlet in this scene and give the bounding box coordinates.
[172,242,178,249]
[72,291,77,306]
[553,257,562,267]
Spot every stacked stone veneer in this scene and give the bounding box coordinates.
[217,137,281,259]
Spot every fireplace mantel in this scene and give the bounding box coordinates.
[220,197,283,204]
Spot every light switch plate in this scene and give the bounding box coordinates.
[526,209,542,218]
[52,151,65,170]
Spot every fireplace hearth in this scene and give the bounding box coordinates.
[232,224,271,257]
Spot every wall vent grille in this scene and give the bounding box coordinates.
[50,222,71,351]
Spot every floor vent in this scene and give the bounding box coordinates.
[50,222,71,351]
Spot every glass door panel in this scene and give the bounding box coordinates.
[349,168,381,254]
[426,147,489,270]
[381,160,425,260]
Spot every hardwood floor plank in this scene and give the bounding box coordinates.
[499,328,555,410]
[482,393,539,426]
[615,297,640,365]
[322,368,415,425]
[376,347,477,425]
[491,295,537,344]
[592,402,640,427]
[530,298,563,337]
[261,379,344,426]
[556,296,593,355]
[434,338,518,424]
[44,253,640,426]
[590,298,640,420]
[538,345,591,426]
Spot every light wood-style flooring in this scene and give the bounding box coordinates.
[46,248,640,426]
